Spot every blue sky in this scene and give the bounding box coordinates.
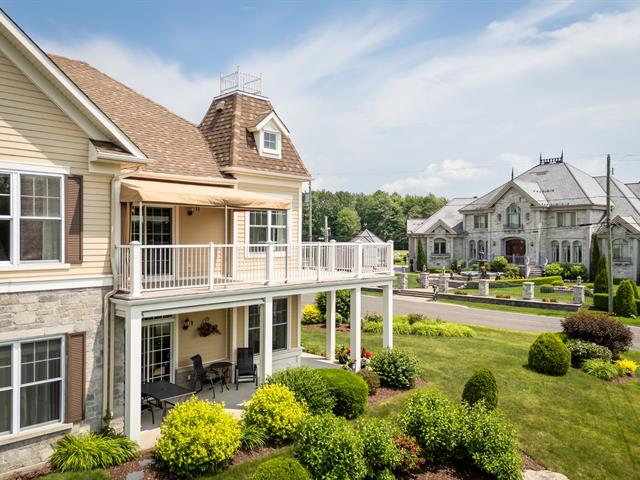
[5,1,640,197]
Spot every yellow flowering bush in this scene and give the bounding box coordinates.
[302,304,323,324]
[615,359,638,375]
[155,397,241,477]
[243,384,308,444]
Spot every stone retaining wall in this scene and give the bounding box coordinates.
[441,293,580,312]
[0,287,108,476]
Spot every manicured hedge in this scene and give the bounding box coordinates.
[494,275,562,286]
[316,368,368,418]
[593,293,609,310]
[462,368,498,410]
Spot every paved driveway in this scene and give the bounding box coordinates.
[301,294,640,349]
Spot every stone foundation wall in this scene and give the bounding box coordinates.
[0,286,108,476]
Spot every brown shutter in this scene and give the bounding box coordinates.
[65,332,86,423]
[65,175,83,264]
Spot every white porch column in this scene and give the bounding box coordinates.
[325,290,336,362]
[382,282,393,349]
[230,308,238,362]
[350,287,362,372]
[124,307,142,442]
[259,296,273,382]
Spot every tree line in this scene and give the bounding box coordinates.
[302,189,447,248]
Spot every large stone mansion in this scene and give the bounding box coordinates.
[407,155,640,281]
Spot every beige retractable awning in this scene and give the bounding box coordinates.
[120,179,291,210]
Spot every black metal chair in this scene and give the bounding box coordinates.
[234,347,258,390]
[141,394,159,424]
[191,354,222,398]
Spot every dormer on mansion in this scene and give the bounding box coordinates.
[0,12,394,475]
[408,154,640,282]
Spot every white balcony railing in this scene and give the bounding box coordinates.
[115,241,394,296]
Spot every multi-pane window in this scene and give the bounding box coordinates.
[477,240,486,259]
[551,241,560,262]
[561,241,571,263]
[247,299,288,354]
[263,131,278,152]
[434,238,446,254]
[141,320,173,383]
[248,210,288,252]
[557,212,576,227]
[0,338,64,436]
[573,241,583,264]
[506,204,521,228]
[469,240,476,259]
[473,215,487,229]
[613,239,630,261]
[0,172,63,264]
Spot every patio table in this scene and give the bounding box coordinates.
[209,361,233,392]
[141,380,195,417]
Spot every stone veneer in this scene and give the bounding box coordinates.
[0,287,108,476]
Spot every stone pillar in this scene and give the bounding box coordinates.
[397,272,408,289]
[522,282,534,300]
[573,285,585,305]
[325,290,336,362]
[382,282,393,349]
[418,272,429,288]
[478,279,490,297]
[438,274,449,292]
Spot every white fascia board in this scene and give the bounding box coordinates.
[249,111,290,137]
[0,11,147,160]
[221,166,312,183]
[88,142,149,165]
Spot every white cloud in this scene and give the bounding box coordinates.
[39,4,640,197]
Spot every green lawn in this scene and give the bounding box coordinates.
[394,249,408,265]
[204,448,294,480]
[301,325,640,480]
[459,285,594,306]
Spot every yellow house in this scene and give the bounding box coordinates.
[0,10,394,475]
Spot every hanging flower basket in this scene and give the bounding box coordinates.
[197,317,221,337]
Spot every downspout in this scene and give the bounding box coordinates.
[102,166,141,422]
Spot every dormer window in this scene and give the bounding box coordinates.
[263,130,279,153]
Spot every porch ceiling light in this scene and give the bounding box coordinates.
[183,317,193,330]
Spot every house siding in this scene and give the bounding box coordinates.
[0,51,112,281]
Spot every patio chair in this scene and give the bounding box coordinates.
[141,394,159,424]
[191,354,222,398]
[234,347,258,390]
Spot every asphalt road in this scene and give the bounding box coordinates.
[301,293,640,349]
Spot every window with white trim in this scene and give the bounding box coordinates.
[247,298,288,354]
[248,210,288,253]
[613,239,630,261]
[573,241,583,264]
[557,212,576,227]
[0,337,64,436]
[551,240,560,262]
[263,131,279,152]
[0,172,63,264]
[561,240,571,263]
[434,238,446,255]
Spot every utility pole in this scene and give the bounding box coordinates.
[308,181,312,242]
[606,154,614,314]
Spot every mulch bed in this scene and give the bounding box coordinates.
[612,373,637,385]
[369,378,428,405]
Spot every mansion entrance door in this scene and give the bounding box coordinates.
[505,238,526,264]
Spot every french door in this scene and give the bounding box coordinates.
[131,206,173,276]
[141,317,175,383]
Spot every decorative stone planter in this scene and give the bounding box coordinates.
[572,285,585,305]
[523,281,534,300]
[479,279,490,297]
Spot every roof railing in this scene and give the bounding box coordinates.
[220,67,262,95]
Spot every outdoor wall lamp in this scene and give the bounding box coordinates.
[182,317,193,330]
[186,207,200,216]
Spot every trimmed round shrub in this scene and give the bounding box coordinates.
[301,304,323,324]
[528,333,571,376]
[544,262,565,277]
[316,368,368,418]
[252,457,311,480]
[371,348,419,389]
[561,310,633,355]
[295,414,366,480]
[243,384,307,444]
[462,368,498,410]
[565,339,612,367]
[614,280,638,318]
[582,359,622,381]
[266,366,335,414]
[399,389,462,462]
[49,433,138,472]
[358,368,381,395]
[356,418,400,476]
[155,397,241,477]
[461,403,522,480]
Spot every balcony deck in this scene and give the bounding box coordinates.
[115,242,394,299]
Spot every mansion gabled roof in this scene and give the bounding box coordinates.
[408,197,475,235]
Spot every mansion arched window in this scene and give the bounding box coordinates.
[551,241,560,262]
[572,241,582,264]
[469,240,476,259]
[506,203,521,228]
[434,238,447,255]
[478,240,486,259]
[561,240,571,263]
[613,239,630,261]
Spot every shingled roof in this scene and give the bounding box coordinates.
[199,92,310,177]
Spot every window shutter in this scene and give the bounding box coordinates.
[65,175,83,264]
[65,332,86,423]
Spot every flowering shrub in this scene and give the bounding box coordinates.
[301,304,323,324]
[615,358,638,375]
[155,397,241,477]
[336,344,351,364]
[295,414,366,480]
[266,366,335,415]
[243,384,307,444]
[565,339,612,367]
